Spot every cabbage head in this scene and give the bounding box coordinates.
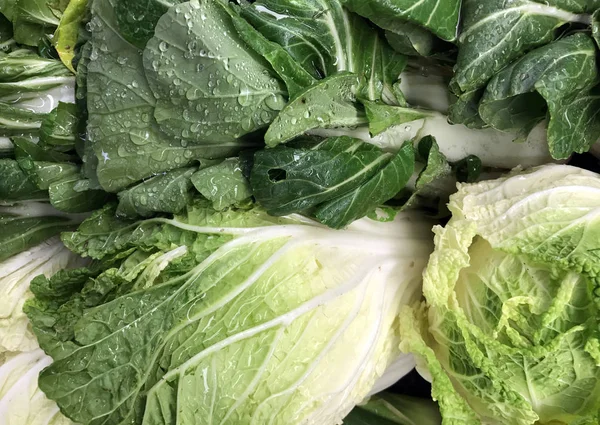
[25,201,434,425]
[400,164,600,425]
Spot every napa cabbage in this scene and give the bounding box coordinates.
[401,164,600,425]
[24,201,434,425]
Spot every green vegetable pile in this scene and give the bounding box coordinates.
[1,1,600,424]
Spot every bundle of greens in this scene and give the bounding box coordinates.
[2,1,600,425]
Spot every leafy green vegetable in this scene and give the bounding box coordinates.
[26,200,433,425]
[407,165,600,424]
[363,100,433,136]
[265,73,365,146]
[116,166,196,218]
[190,158,252,210]
[479,33,598,154]
[251,136,415,228]
[86,0,257,192]
[53,0,87,72]
[0,237,81,353]
[453,0,593,94]
[143,0,287,144]
[241,0,407,105]
[341,0,460,42]
[0,201,81,262]
[40,101,78,148]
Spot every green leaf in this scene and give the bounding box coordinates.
[227,4,316,99]
[112,0,184,49]
[362,100,434,136]
[0,54,69,82]
[0,73,73,102]
[87,0,247,192]
[18,159,80,190]
[0,206,77,261]
[453,155,481,183]
[13,136,76,162]
[54,0,87,73]
[240,0,407,104]
[341,0,461,42]
[48,174,110,213]
[143,0,287,145]
[0,101,47,135]
[400,135,452,208]
[40,101,78,148]
[453,0,591,93]
[315,140,415,228]
[0,158,46,200]
[479,34,598,141]
[547,86,600,159]
[252,136,415,227]
[191,158,252,211]
[13,0,61,46]
[116,167,196,218]
[0,0,17,20]
[447,89,486,129]
[417,165,600,424]
[265,73,365,146]
[384,22,436,57]
[26,199,433,425]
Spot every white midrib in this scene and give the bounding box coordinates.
[149,256,387,390]
[7,76,75,88]
[295,262,392,424]
[256,269,375,425]
[323,12,347,72]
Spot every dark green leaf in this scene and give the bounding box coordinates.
[454,155,482,183]
[0,213,74,261]
[143,0,286,145]
[453,0,590,93]
[341,0,461,42]
[344,393,442,425]
[40,101,79,148]
[315,140,414,228]
[0,158,46,200]
[240,0,407,104]
[48,174,111,213]
[385,23,436,57]
[479,34,597,140]
[0,101,47,135]
[228,4,316,99]
[447,89,486,129]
